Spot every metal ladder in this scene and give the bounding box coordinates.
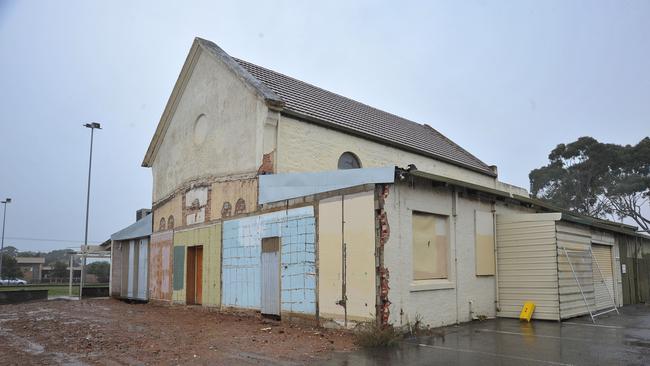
[589,246,620,319]
[562,247,619,324]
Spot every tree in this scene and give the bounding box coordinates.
[603,137,650,233]
[530,137,650,233]
[0,246,19,258]
[51,261,68,279]
[1,253,22,279]
[86,261,110,283]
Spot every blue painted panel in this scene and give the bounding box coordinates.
[221,206,316,314]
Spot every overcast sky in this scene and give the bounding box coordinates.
[0,1,648,252]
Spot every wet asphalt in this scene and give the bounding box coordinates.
[319,305,650,366]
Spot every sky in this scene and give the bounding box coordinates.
[0,0,648,252]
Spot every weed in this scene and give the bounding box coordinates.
[353,322,403,348]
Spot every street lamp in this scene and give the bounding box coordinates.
[80,123,101,298]
[0,198,12,278]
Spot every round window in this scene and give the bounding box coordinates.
[337,152,361,169]
[193,114,208,145]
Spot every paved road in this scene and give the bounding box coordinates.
[320,305,650,365]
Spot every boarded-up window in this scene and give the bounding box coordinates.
[412,212,448,280]
[475,210,495,276]
[173,246,185,290]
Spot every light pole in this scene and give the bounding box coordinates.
[0,198,12,278]
[80,123,101,298]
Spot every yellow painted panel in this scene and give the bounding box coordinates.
[210,179,257,220]
[172,223,222,307]
[343,191,376,320]
[317,197,344,321]
[475,210,495,276]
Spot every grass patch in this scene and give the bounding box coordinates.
[353,323,403,348]
[0,285,80,297]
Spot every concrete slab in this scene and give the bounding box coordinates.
[320,305,650,366]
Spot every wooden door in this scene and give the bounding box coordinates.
[186,247,196,305]
[196,246,203,305]
[261,237,280,316]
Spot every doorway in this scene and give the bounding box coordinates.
[186,245,203,305]
[261,237,280,316]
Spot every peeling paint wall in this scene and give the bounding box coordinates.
[210,178,257,220]
[151,48,269,202]
[149,231,173,302]
[222,207,316,315]
[153,195,182,233]
[171,223,222,307]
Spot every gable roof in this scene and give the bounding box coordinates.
[143,38,495,176]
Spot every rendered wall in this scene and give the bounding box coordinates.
[221,207,316,315]
[171,223,222,307]
[276,116,497,189]
[384,179,497,328]
[318,191,377,325]
[149,231,173,302]
[151,48,269,202]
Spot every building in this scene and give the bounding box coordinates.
[109,210,152,301]
[136,37,645,327]
[16,257,45,283]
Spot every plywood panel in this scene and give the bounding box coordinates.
[475,210,495,276]
[496,215,559,320]
[317,197,344,322]
[343,191,376,321]
[137,239,148,300]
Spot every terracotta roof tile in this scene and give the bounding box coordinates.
[233,58,494,176]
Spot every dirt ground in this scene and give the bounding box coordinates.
[0,298,356,365]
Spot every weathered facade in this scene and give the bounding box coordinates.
[134,37,647,329]
[110,213,152,301]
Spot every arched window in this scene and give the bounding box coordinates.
[159,217,166,231]
[234,198,246,215]
[167,215,175,230]
[221,201,232,218]
[337,152,361,169]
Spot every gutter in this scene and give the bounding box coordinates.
[404,168,643,236]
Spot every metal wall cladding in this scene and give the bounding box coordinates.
[149,231,173,302]
[496,215,560,321]
[222,206,316,314]
[557,222,595,319]
[592,244,615,311]
[114,238,149,301]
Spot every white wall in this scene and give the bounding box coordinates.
[383,179,497,328]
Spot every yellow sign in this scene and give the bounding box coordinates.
[519,302,535,322]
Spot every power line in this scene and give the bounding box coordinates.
[4,236,104,244]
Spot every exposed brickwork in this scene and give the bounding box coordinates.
[376,184,391,327]
[221,202,232,218]
[257,152,274,175]
[234,198,246,215]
